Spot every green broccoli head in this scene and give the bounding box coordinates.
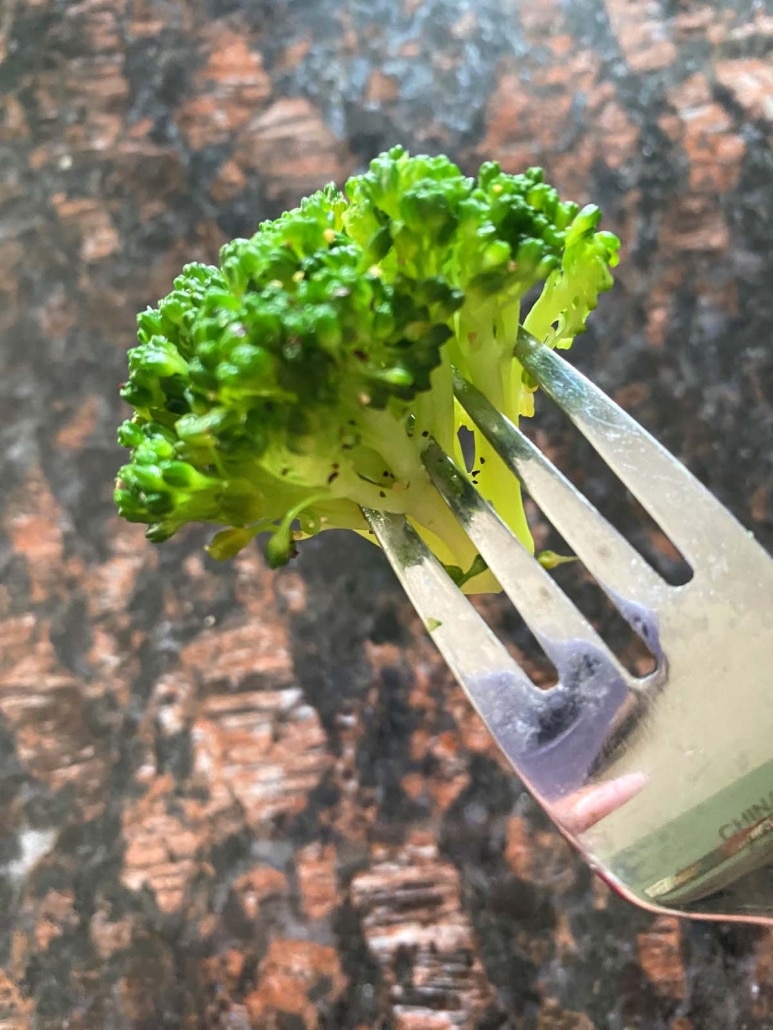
[116,147,619,589]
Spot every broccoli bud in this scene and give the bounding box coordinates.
[116,148,619,592]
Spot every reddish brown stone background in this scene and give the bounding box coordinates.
[1,0,772,1027]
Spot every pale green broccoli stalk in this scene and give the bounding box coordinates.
[116,147,619,592]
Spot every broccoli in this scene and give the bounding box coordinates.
[115,146,619,592]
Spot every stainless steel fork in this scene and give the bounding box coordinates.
[364,329,773,926]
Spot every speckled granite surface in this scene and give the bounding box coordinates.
[1,1,772,1027]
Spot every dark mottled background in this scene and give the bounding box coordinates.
[1,0,772,1027]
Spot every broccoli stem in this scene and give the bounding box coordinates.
[453,301,534,552]
[328,401,487,579]
[471,435,533,551]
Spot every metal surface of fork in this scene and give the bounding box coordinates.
[364,329,773,925]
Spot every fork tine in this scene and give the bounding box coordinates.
[453,374,669,634]
[363,508,534,689]
[421,441,635,689]
[514,329,748,567]
[362,508,548,751]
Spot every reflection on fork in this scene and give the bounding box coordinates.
[550,771,648,835]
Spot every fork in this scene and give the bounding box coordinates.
[364,328,773,926]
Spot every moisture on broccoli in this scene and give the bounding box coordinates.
[115,146,619,592]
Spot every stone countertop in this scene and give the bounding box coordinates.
[1,1,772,1027]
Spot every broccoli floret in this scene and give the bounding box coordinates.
[116,147,619,592]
